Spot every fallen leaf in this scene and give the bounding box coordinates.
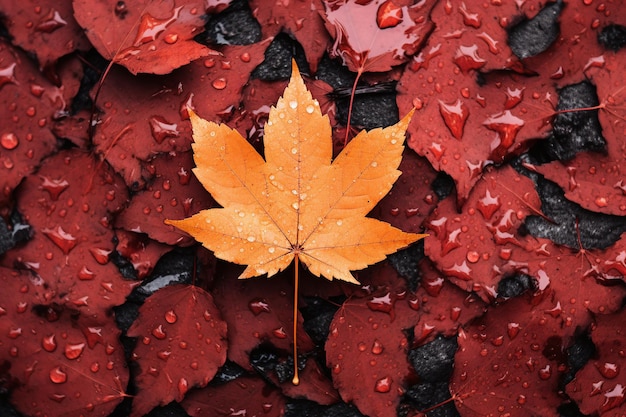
[127,284,228,417]
[72,0,214,75]
[181,375,286,417]
[0,268,128,417]
[566,309,626,416]
[166,61,424,283]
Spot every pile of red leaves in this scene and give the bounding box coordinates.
[1,1,626,417]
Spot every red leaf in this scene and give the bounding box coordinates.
[252,0,330,73]
[320,0,437,73]
[375,150,439,235]
[451,293,565,417]
[127,284,228,416]
[424,165,542,302]
[566,309,626,416]
[91,43,267,188]
[534,52,626,216]
[116,151,214,246]
[73,0,214,75]
[396,1,555,203]
[114,229,172,279]
[181,375,286,417]
[1,149,134,316]
[211,265,315,369]
[326,287,420,417]
[0,1,91,68]
[0,40,82,210]
[0,268,128,417]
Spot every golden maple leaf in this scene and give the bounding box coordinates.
[166,62,425,284]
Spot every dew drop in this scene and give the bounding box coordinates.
[1,132,18,150]
[165,309,177,324]
[42,334,57,352]
[272,327,287,339]
[42,226,76,254]
[178,378,189,396]
[212,78,227,90]
[305,104,315,114]
[49,366,67,384]
[64,342,85,360]
[149,116,179,144]
[152,325,167,340]
[247,236,256,242]
[438,99,469,140]
[371,339,384,355]
[248,298,271,315]
[268,247,275,254]
[289,100,298,109]
[157,350,172,361]
[374,376,392,393]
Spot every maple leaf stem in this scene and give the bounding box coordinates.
[343,68,364,145]
[292,254,300,385]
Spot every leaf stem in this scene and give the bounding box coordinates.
[292,255,300,385]
[343,68,364,145]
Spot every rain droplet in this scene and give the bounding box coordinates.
[42,226,76,254]
[64,342,85,360]
[0,63,18,90]
[212,78,227,90]
[133,6,182,45]
[157,350,172,361]
[272,327,287,339]
[152,325,167,340]
[1,132,18,150]
[371,340,384,355]
[165,309,177,323]
[376,0,403,29]
[374,376,392,393]
[305,104,315,114]
[49,366,67,384]
[35,9,67,33]
[149,116,179,144]
[248,298,271,315]
[42,334,57,352]
[454,44,486,72]
[289,100,298,109]
[40,176,69,201]
[438,99,469,140]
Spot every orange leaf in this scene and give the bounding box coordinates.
[166,61,425,284]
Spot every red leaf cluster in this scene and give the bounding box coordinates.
[2,0,626,416]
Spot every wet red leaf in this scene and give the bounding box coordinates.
[211,265,315,370]
[181,375,286,417]
[396,1,555,204]
[0,40,82,210]
[73,0,214,75]
[326,286,420,417]
[451,293,565,417]
[534,52,626,216]
[252,0,330,73]
[0,0,91,68]
[566,309,626,416]
[127,284,228,417]
[91,43,267,188]
[424,165,542,302]
[115,151,214,246]
[114,229,172,279]
[320,0,436,73]
[1,149,135,316]
[375,150,439,234]
[0,268,128,417]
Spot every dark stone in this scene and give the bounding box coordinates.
[251,33,309,81]
[200,0,261,46]
[508,1,562,59]
[598,24,626,51]
[524,178,626,250]
[409,336,457,383]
